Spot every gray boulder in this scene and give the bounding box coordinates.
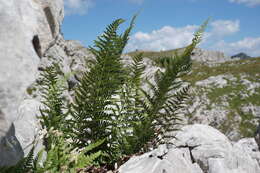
[0,0,64,166]
[191,48,231,65]
[0,111,23,166]
[119,124,260,173]
[119,145,203,173]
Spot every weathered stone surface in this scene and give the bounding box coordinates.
[119,124,260,173]
[0,0,64,166]
[172,124,260,173]
[0,111,24,166]
[234,138,260,166]
[195,74,236,88]
[191,48,231,65]
[118,145,203,173]
[14,99,42,155]
[39,35,93,75]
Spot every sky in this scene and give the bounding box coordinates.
[62,0,260,56]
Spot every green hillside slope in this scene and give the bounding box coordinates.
[129,49,260,140]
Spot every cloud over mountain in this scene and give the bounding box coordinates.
[213,37,260,56]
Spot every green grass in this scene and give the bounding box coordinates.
[183,57,260,85]
[219,110,257,138]
[127,48,185,60]
[129,49,260,85]
[127,49,260,138]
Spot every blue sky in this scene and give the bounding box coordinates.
[62,0,260,56]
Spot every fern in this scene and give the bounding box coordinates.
[38,63,67,133]
[70,16,137,163]
[116,19,209,153]
[31,131,104,173]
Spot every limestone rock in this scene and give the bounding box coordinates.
[119,124,260,173]
[195,74,235,88]
[14,99,42,155]
[0,111,24,166]
[0,0,64,166]
[118,145,203,173]
[191,48,231,65]
[234,138,260,166]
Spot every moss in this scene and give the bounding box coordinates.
[26,86,36,96]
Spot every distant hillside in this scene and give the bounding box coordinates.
[231,52,252,60]
[127,49,260,140]
[127,48,185,60]
[127,47,232,65]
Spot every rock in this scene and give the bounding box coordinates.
[0,0,64,166]
[234,138,260,166]
[240,77,260,96]
[119,124,260,173]
[0,111,24,166]
[39,35,93,80]
[14,99,42,155]
[118,145,204,173]
[172,124,260,173]
[195,74,235,88]
[191,48,231,65]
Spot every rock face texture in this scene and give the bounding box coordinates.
[191,48,231,65]
[119,124,260,173]
[0,0,95,166]
[0,0,64,166]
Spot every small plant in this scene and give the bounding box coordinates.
[35,129,104,173]
[38,63,68,151]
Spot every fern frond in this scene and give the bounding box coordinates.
[71,16,136,164]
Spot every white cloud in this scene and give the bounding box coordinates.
[126,19,240,52]
[128,0,144,4]
[210,20,240,37]
[213,37,260,56]
[64,0,94,15]
[126,19,260,56]
[229,0,260,7]
[126,25,199,51]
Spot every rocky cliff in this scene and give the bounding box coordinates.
[0,0,64,166]
[0,0,260,172]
